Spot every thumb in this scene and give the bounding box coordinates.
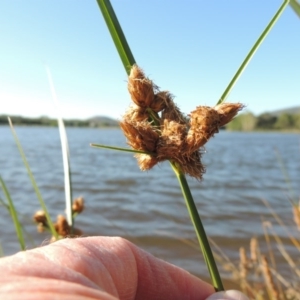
[206,290,249,300]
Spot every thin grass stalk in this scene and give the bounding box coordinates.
[8,118,58,239]
[96,0,223,290]
[170,162,224,291]
[96,0,135,74]
[0,177,26,250]
[90,143,154,155]
[217,0,290,105]
[290,0,300,18]
[46,66,73,230]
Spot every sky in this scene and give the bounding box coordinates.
[0,1,299,120]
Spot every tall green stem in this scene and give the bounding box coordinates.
[170,162,224,291]
[96,0,223,290]
[217,0,290,105]
[96,0,135,74]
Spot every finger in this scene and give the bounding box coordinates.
[206,290,249,300]
[0,236,214,300]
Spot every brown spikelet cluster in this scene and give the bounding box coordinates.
[72,196,85,214]
[121,64,244,179]
[33,197,85,241]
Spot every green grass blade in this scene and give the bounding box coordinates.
[290,0,300,17]
[217,0,290,105]
[7,117,59,239]
[96,0,136,74]
[90,143,154,155]
[0,177,26,250]
[46,66,73,230]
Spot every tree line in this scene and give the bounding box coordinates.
[0,115,112,127]
[2,113,299,131]
[226,112,300,131]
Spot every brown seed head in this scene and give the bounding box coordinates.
[72,197,84,214]
[178,151,205,180]
[157,119,187,161]
[37,222,45,233]
[214,103,244,127]
[186,106,220,151]
[123,105,149,122]
[55,215,70,237]
[135,153,159,170]
[150,91,169,113]
[33,210,47,226]
[128,65,155,108]
[161,95,186,124]
[120,120,159,153]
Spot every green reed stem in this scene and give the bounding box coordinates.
[8,118,59,240]
[0,177,26,250]
[96,0,135,74]
[170,162,224,291]
[217,0,290,105]
[290,0,300,18]
[96,0,224,290]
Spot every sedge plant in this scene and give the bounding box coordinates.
[7,117,59,240]
[93,0,296,292]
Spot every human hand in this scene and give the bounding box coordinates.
[0,236,215,300]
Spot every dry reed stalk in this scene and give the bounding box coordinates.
[292,205,300,230]
[250,237,259,264]
[239,247,248,279]
[239,246,250,296]
[122,64,243,180]
[261,255,279,300]
[261,198,300,251]
[262,220,284,299]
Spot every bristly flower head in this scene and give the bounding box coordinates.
[121,64,244,180]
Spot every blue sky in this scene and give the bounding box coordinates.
[0,1,299,120]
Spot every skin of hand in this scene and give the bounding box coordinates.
[0,236,215,300]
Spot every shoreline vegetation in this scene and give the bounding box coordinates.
[0,115,119,128]
[1,105,300,131]
[226,106,300,132]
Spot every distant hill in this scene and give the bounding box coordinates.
[0,114,119,127]
[266,106,300,116]
[87,116,119,127]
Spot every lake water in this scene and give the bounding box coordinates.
[0,126,299,284]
